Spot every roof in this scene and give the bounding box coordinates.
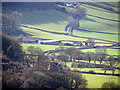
[41,40,60,43]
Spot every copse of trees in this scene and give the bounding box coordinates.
[1,10,22,35]
[1,33,23,62]
[1,10,30,36]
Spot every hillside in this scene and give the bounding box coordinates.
[2,2,120,88]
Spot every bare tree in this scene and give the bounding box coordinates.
[95,48,107,64]
[85,52,94,63]
[107,55,120,74]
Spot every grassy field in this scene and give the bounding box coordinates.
[81,48,119,55]
[83,73,119,88]
[21,44,60,51]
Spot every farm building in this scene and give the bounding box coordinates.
[38,40,61,45]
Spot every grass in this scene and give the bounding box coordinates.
[21,44,60,51]
[74,30,119,42]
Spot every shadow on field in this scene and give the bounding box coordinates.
[21,9,68,25]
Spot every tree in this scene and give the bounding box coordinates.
[72,49,84,62]
[85,52,94,63]
[101,81,120,89]
[26,46,47,66]
[65,5,87,35]
[64,47,75,61]
[1,10,23,35]
[27,46,43,55]
[57,54,68,66]
[65,71,87,88]
[106,55,120,74]
[10,10,22,27]
[95,48,107,64]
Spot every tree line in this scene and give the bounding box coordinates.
[54,46,120,74]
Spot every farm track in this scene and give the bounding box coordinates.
[21,25,119,43]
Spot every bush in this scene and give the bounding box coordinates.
[88,70,95,73]
[101,81,120,89]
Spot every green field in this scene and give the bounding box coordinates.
[83,74,119,88]
[21,44,60,51]
[81,48,119,55]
